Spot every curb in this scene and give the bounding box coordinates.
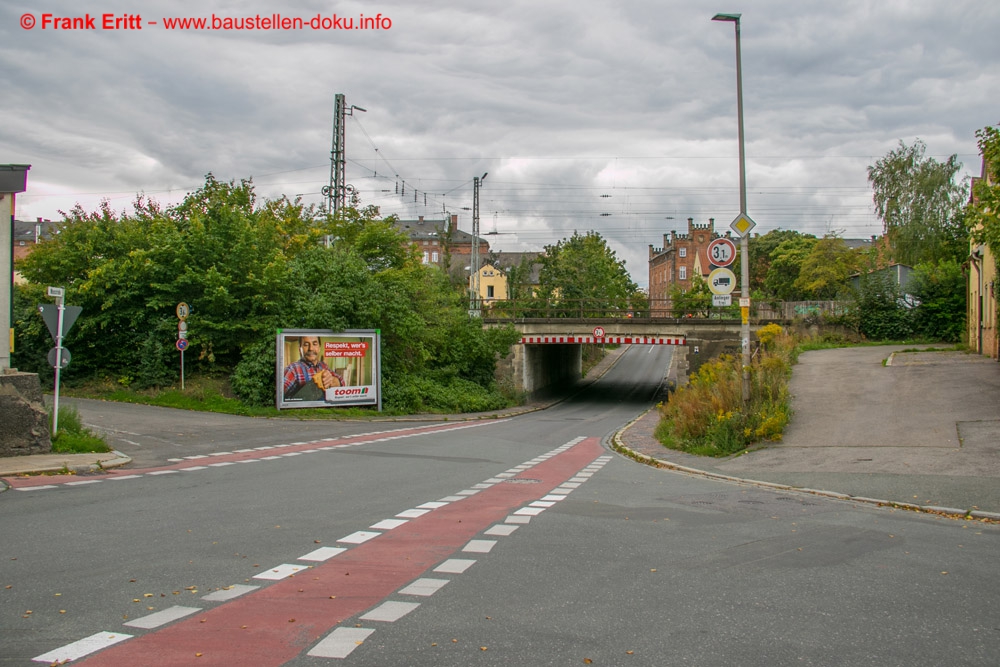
[0,451,133,491]
[609,410,1000,524]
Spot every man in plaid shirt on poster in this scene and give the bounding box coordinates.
[282,335,344,400]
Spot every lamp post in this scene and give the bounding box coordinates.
[712,12,752,405]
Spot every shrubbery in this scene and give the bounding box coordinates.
[13,176,522,414]
[655,326,795,456]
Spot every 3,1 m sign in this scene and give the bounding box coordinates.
[707,238,737,268]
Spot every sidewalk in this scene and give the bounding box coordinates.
[616,346,1000,518]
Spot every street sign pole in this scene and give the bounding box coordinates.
[51,289,65,437]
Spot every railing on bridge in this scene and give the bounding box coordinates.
[479,298,808,322]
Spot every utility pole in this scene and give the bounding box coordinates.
[324,94,366,219]
[713,12,754,406]
[470,173,487,316]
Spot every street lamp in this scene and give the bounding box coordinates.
[712,12,752,405]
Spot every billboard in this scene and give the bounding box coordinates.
[276,329,381,410]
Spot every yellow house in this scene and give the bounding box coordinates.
[968,156,998,359]
[472,263,509,302]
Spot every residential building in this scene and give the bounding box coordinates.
[968,157,998,359]
[13,219,58,283]
[392,215,490,281]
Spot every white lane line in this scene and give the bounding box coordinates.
[208,451,234,457]
[434,559,477,574]
[17,485,58,491]
[180,466,209,471]
[541,495,567,501]
[360,601,421,622]
[253,564,310,580]
[505,515,532,524]
[308,627,376,659]
[146,470,179,476]
[124,606,200,629]
[463,540,497,554]
[514,507,546,516]
[484,478,504,483]
[484,524,519,536]
[167,458,184,462]
[280,452,303,457]
[32,631,132,663]
[437,496,465,502]
[184,455,209,460]
[338,531,381,545]
[529,501,556,508]
[299,547,348,562]
[575,472,594,478]
[66,480,102,486]
[202,585,259,602]
[398,578,450,596]
[558,482,582,489]
[109,475,143,480]
[370,519,408,531]
[396,509,431,519]
[495,473,516,478]
[472,483,493,489]
[569,477,589,483]
[417,501,448,509]
[208,462,236,467]
[456,489,480,496]
[233,448,255,453]
[236,460,260,464]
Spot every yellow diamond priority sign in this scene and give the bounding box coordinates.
[729,213,756,237]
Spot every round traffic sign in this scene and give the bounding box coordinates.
[593,326,606,338]
[176,302,190,320]
[708,267,737,295]
[178,320,188,332]
[48,346,71,369]
[707,238,737,267]
[176,339,189,351]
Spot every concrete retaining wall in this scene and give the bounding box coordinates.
[0,371,52,456]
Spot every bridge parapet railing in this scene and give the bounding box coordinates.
[481,298,793,322]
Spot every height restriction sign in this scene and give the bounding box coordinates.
[706,238,736,267]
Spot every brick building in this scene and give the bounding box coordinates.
[648,217,725,312]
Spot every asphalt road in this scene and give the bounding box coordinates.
[1,345,998,666]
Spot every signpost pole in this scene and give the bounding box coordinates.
[181,349,185,391]
[52,293,65,437]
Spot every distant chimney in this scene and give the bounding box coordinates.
[418,215,424,223]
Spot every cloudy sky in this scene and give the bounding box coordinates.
[3,0,997,287]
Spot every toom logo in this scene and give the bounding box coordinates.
[333,387,369,397]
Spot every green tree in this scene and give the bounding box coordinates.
[868,139,968,265]
[764,235,819,300]
[669,275,712,316]
[793,236,859,299]
[909,259,966,342]
[965,125,1000,276]
[745,229,812,294]
[854,269,913,340]
[537,231,639,315]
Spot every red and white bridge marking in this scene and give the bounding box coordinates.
[520,335,685,345]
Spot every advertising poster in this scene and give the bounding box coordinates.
[276,329,381,410]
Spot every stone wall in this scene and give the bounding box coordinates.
[0,370,52,456]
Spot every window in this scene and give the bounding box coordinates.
[487,285,495,298]
[432,251,439,263]
[422,251,429,264]
[679,266,687,280]
[679,248,687,258]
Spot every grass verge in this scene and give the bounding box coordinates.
[52,405,111,454]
